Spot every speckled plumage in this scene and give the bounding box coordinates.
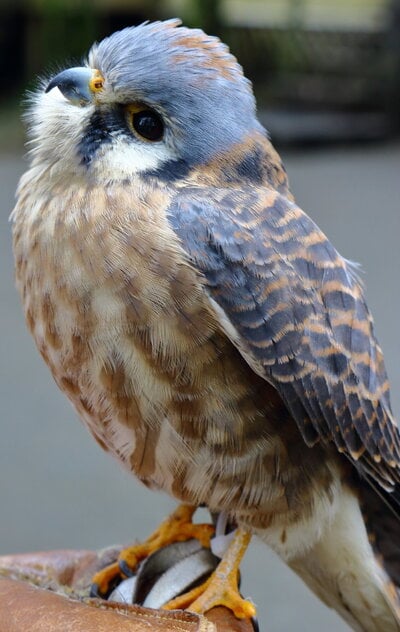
[12,20,400,631]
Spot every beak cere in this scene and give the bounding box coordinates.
[45,67,104,106]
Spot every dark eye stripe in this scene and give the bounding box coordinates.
[78,109,118,166]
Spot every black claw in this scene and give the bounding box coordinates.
[251,616,260,632]
[89,582,103,599]
[119,558,136,578]
[90,575,123,600]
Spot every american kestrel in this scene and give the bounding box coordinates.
[12,19,400,631]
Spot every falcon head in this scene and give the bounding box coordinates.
[28,19,263,183]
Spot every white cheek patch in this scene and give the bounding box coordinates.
[27,88,176,181]
[91,134,177,180]
[27,88,94,176]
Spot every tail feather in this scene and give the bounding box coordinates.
[288,486,400,632]
[360,481,400,595]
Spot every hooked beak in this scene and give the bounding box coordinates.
[45,67,104,106]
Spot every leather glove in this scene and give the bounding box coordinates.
[0,547,256,632]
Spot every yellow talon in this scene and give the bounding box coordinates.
[164,528,255,620]
[91,561,122,597]
[91,504,215,597]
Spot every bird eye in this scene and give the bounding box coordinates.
[126,104,164,142]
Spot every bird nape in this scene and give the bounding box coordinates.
[11,18,400,632]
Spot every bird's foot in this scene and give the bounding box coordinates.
[164,528,255,620]
[90,504,215,598]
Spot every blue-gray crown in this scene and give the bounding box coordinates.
[89,20,263,164]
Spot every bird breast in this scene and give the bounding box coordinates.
[12,175,339,548]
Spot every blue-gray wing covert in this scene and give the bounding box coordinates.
[168,186,400,489]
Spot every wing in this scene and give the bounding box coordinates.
[167,185,400,489]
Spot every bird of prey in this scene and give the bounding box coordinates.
[12,19,400,631]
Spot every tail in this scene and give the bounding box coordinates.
[288,486,400,632]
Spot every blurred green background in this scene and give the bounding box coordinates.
[1,3,400,632]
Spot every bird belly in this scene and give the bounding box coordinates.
[17,260,338,554]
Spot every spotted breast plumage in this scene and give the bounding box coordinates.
[11,19,400,631]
